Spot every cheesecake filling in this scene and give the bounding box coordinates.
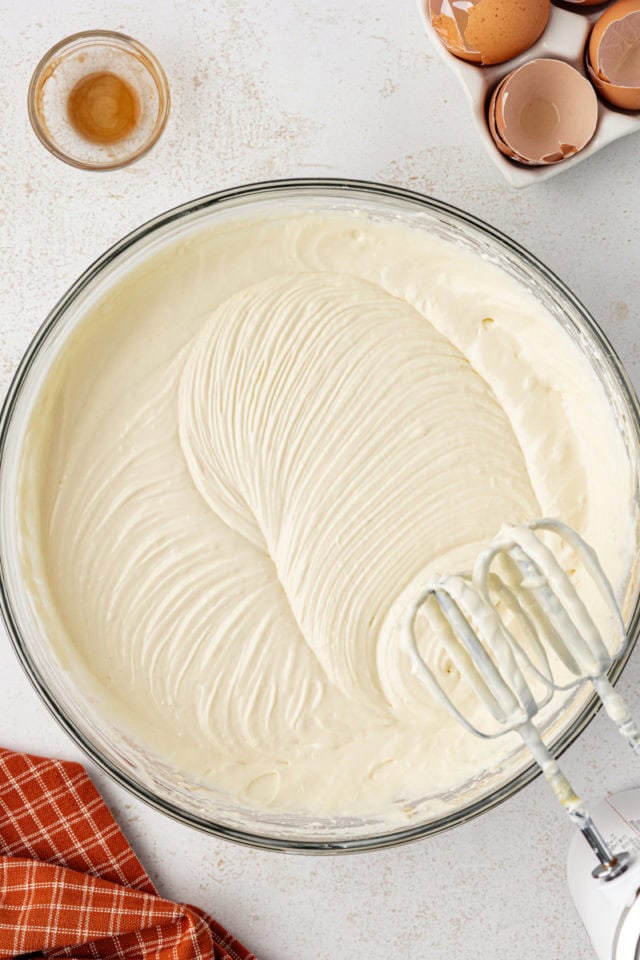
[18,212,638,818]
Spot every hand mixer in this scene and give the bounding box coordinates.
[404,518,638,882]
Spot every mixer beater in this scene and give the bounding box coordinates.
[404,518,638,880]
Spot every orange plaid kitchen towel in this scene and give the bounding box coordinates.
[0,747,256,960]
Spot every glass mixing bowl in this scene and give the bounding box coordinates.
[1,179,639,852]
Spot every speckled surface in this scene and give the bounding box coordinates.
[1,2,639,957]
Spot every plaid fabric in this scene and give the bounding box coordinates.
[0,748,256,960]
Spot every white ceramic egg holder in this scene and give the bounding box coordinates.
[418,1,640,187]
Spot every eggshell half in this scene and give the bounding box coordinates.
[589,0,640,75]
[428,0,550,65]
[429,0,481,62]
[587,56,640,108]
[588,0,640,108]
[494,59,598,164]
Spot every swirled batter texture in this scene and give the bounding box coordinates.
[19,213,638,817]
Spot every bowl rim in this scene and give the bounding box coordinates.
[2,176,639,853]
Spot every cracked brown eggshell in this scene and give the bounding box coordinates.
[487,77,525,159]
[428,0,551,65]
[492,59,598,164]
[588,0,640,110]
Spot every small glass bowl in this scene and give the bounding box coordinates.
[27,30,170,171]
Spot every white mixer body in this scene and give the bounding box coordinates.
[567,790,640,960]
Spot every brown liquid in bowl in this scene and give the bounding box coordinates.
[67,71,140,144]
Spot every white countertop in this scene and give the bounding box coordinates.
[2,1,639,957]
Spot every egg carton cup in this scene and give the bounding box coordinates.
[418,0,640,187]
